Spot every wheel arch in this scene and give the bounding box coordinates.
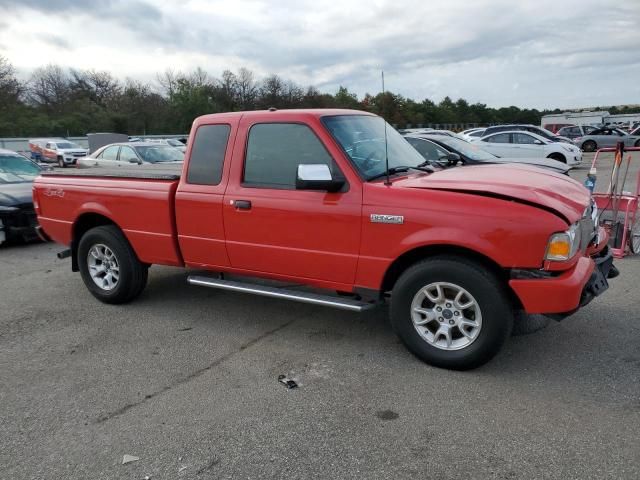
[71,212,119,271]
[380,244,523,309]
[547,152,566,163]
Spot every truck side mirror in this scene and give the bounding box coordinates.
[296,164,344,193]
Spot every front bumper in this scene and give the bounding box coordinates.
[567,152,582,166]
[509,246,614,315]
[0,207,40,243]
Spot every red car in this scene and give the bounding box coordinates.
[33,109,616,370]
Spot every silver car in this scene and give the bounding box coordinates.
[575,127,640,152]
[77,142,184,168]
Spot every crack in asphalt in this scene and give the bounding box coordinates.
[93,318,297,425]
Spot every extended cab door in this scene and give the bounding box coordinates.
[175,119,237,268]
[222,114,362,288]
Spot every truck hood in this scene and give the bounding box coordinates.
[395,164,589,223]
[0,181,33,207]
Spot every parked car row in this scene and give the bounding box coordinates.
[404,134,570,174]
[77,142,184,168]
[28,136,187,168]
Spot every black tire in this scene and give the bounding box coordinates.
[58,156,65,168]
[390,256,513,370]
[547,153,566,163]
[78,225,148,304]
[511,311,550,336]
[582,140,597,152]
[634,140,640,148]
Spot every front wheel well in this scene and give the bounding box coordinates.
[71,213,117,271]
[547,152,566,163]
[381,245,523,308]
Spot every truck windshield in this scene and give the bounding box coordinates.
[322,115,427,180]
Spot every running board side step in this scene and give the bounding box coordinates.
[187,275,378,312]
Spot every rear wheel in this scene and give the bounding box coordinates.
[390,256,513,370]
[582,140,597,152]
[78,225,148,304]
[547,153,566,163]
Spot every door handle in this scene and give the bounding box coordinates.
[233,200,252,210]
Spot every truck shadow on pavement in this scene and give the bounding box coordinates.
[127,266,636,390]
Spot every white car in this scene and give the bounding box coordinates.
[471,130,582,166]
[460,128,486,140]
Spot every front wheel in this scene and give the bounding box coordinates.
[58,156,65,168]
[78,225,148,304]
[390,256,513,370]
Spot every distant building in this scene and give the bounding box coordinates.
[541,111,609,128]
[541,111,640,129]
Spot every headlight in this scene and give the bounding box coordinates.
[545,223,581,261]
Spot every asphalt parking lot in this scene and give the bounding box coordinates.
[2,153,640,479]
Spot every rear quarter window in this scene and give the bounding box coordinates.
[186,124,231,185]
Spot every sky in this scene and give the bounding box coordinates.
[0,0,638,109]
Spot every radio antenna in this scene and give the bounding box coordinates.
[382,71,390,186]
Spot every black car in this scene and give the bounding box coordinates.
[481,124,572,144]
[0,150,45,245]
[404,134,571,174]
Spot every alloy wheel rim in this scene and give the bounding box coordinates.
[87,244,120,291]
[410,282,482,351]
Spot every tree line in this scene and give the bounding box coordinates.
[0,55,636,138]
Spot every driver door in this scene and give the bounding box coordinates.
[222,117,362,287]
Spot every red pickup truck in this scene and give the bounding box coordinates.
[34,109,616,370]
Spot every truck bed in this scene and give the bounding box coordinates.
[41,164,182,180]
[35,165,183,267]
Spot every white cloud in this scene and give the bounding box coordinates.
[0,0,638,108]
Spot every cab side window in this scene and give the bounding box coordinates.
[243,123,336,189]
[186,124,231,185]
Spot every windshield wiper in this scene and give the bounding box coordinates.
[367,164,434,181]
